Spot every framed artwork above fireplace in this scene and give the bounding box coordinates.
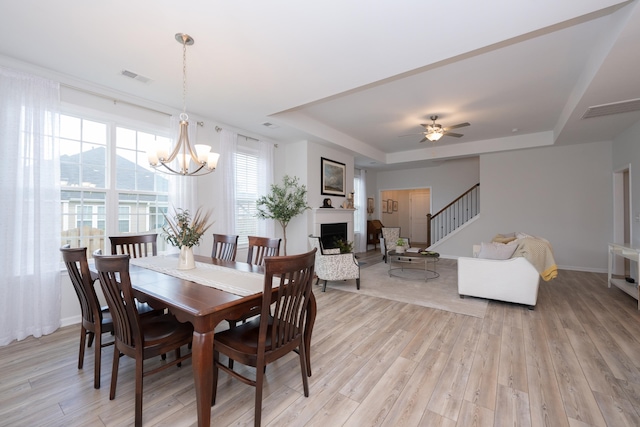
[321,157,346,196]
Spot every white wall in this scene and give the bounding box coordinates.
[375,157,480,214]
[435,140,613,271]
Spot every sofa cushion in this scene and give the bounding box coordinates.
[492,232,517,244]
[478,241,517,260]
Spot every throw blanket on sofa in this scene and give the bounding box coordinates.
[512,237,558,281]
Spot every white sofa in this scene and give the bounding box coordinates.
[457,245,540,308]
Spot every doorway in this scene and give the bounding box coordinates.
[380,188,431,245]
[613,165,632,277]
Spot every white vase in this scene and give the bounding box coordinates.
[396,245,405,254]
[178,245,196,270]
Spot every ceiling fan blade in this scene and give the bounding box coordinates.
[419,136,428,143]
[443,132,463,138]
[445,122,470,130]
[399,132,426,137]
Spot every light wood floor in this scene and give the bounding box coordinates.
[2,252,640,426]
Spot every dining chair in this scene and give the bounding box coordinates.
[226,236,281,333]
[246,236,281,266]
[211,233,238,261]
[109,233,158,258]
[61,246,114,389]
[212,248,317,427]
[94,254,193,427]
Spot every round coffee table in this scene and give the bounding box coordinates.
[387,249,440,281]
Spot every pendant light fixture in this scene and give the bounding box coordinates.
[147,33,220,176]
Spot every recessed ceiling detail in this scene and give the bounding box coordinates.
[581,98,640,119]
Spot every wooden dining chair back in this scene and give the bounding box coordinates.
[61,245,114,389]
[109,233,157,258]
[212,233,238,261]
[246,236,281,266]
[212,248,317,427]
[94,254,193,427]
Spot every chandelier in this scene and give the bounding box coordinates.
[147,33,220,176]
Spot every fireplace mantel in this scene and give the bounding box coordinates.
[312,208,355,242]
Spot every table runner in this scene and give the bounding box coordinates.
[130,256,265,296]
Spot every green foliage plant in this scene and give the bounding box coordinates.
[162,207,213,248]
[255,175,310,255]
[334,238,354,254]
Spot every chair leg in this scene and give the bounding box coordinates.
[176,347,182,367]
[87,331,95,348]
[254,358,265,427]
[356,278,360,290]
[78,326,87,369]
[109,348,120,400]
[135,357,144,427]
[322,280,327,292]
[314,277,320,286]
[94,330,102,389]
[297,342,310,397]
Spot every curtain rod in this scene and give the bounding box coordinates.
[61,83,172,117]
[215,126,278,148]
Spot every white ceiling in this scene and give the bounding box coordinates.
[1,0,639,170]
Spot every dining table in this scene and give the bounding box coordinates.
[108,253,316,427]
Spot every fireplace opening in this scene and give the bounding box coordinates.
[320,222,348,249]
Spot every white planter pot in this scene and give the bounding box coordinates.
[395,245,405,254]
[178,245,196,270]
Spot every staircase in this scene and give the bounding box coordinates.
[427,183,480,246]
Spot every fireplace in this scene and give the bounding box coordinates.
[321,222,348,249]
[312,207,355,249]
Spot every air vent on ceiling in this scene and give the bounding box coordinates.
[582,98,640,119]
[120,69,152,84]
[262,122,279,129]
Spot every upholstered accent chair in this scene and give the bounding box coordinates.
[380,227,410,262]
[308,235,360,292]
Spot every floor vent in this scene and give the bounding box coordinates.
[582,98,640,119]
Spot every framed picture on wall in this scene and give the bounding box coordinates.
[387,199,394,213]
[367,197,374,214]
[393,200,398,212]
[321,157,346,196]
[382,199,388,213]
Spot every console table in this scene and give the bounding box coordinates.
[608,243,640,309]
[388,249,439,281]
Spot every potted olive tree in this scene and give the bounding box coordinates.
[255,175,310,255]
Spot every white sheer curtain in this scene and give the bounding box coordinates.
[354,169,367,252]
[0,67,61,345]
[218,129,238,233]
[257,140,275,237]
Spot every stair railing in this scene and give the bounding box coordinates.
[427,183,480,245]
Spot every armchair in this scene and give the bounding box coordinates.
[308,236,360,292]
[380,227,410,262]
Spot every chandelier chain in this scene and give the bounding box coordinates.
[182,38,188,117]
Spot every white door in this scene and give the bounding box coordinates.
[410,190,430,243]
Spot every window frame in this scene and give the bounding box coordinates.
[59,105,172,256]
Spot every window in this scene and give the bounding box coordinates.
[354,173,364,233]
[59,113,170,257]
[235,141,260,246]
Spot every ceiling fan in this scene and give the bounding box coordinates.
[416,115,470,143]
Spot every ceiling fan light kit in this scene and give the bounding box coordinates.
[419,115,470,143]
